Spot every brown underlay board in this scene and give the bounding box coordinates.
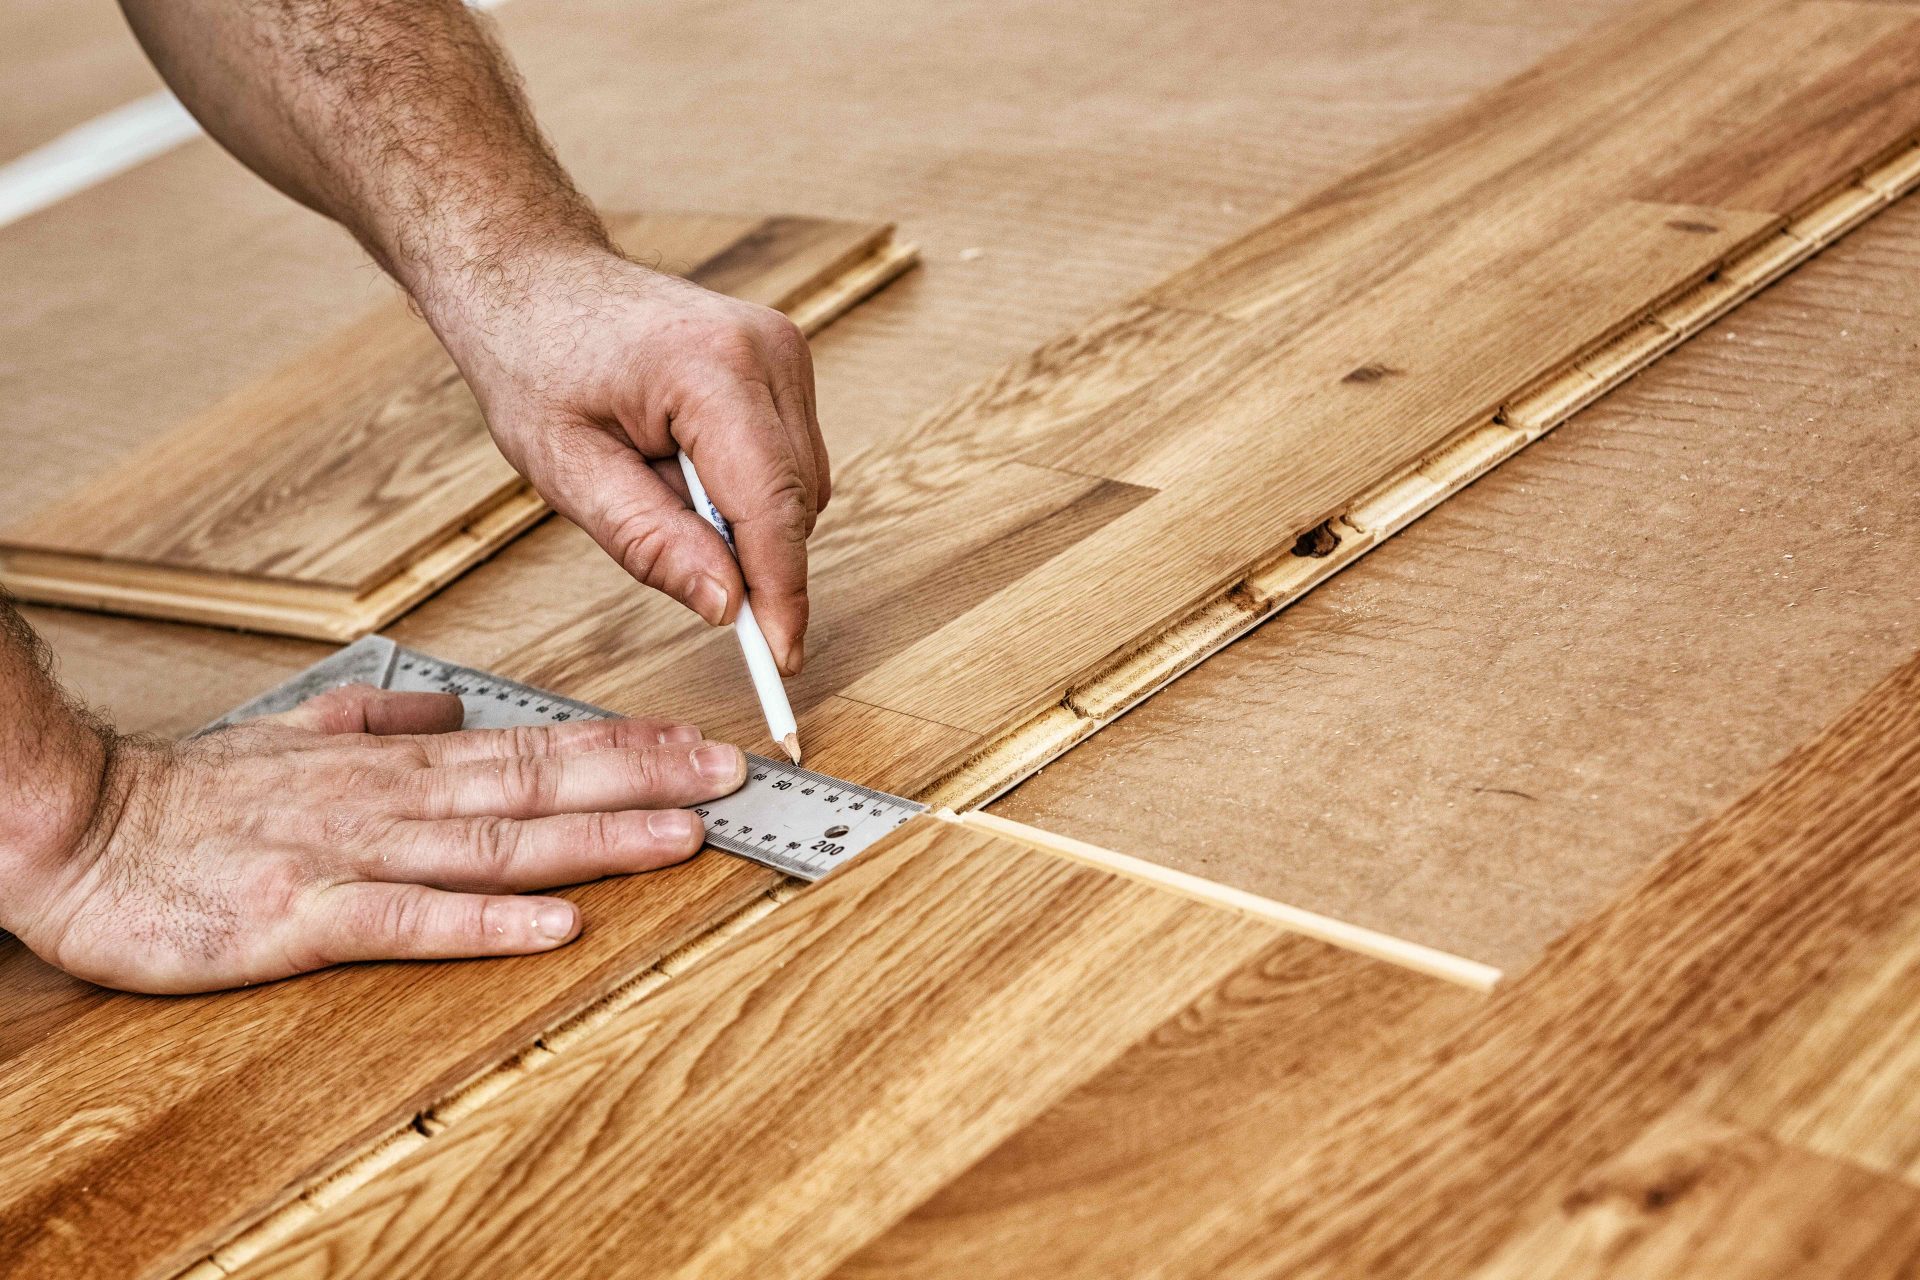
[0,211,917,641]
[223,820,1479,1280]
[0,2,163,164]
[989,181,1920,973]
[8,0,1920,1275]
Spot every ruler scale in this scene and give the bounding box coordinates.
[205,635,924,881]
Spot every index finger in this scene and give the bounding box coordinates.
[412,716,705,767]
[678,381,813,675]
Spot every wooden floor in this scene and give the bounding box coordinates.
[6,0,1920,1276]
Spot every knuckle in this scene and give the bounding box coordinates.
[462,815,517,878]
[602,508,677,586]
[355,888,427,944]
[495,757,559,816]
[760,481,812,540]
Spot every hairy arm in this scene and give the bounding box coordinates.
[119,0,826,669]
[0,597,113,945]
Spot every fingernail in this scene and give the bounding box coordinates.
[660,723,702,744]
[532,902,576,943]
[782,635,805,676]
[649,809,700,841]
[689,575,729,625]
[693,742,742,781]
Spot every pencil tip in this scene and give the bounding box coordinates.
[781,732,803,766]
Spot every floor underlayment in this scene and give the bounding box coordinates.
[11,0,1920,1276]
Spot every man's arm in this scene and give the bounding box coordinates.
[0,592,746,992]
[118,0,826,670]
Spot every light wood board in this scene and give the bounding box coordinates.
[0,212,915,640]
[219,819,1478,1279]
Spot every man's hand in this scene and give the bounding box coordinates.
[429,249,828,675]
[118,0,829,670]
[0,683,746,994]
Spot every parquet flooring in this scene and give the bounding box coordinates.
[7,1,1920,1276]
[225,641,1920,1278]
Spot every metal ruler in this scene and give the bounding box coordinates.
[206,635,925,882]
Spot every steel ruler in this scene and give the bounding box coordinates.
[206,635,925,881]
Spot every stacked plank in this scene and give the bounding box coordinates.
[8,0,1920,1277]
[0,213,915,639]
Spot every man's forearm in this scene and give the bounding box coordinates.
[117,0,609,312]
[0,597,112,937]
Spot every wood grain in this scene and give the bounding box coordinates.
[0,852,784,1280]
[1117,643,1920,1277]
[228,820,1475,1280]
[1464,1115,1920,1279]
[0,212,914,637]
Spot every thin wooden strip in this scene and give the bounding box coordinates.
[952,811,1503,991]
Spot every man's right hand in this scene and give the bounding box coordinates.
[0,683,746,994]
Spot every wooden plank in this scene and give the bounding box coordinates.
[833,894,1480,1280]
[1641,8,1920,212]
[0,212,915,637]
[1465,1115,1920,1279]
[1705,895,1920,1182]
[225,820,1473,1280]
[1113,644,1920,1276]
[0,854,784,1279]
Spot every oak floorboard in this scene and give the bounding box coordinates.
[0,212,910,636]
[228,821,1472,1280]
[833,915,1479,1279]
[831,2,1920,740]
[1464,1115,1920,1279]
[0,852,782,1280]
[1126,644,1920,1276]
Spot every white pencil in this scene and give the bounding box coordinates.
[676,451,802,764]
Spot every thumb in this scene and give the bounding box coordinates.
[533,424,747,626]
[268,685,466,736]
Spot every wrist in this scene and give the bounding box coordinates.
[0,701,116,940]
[401,211,616,349]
